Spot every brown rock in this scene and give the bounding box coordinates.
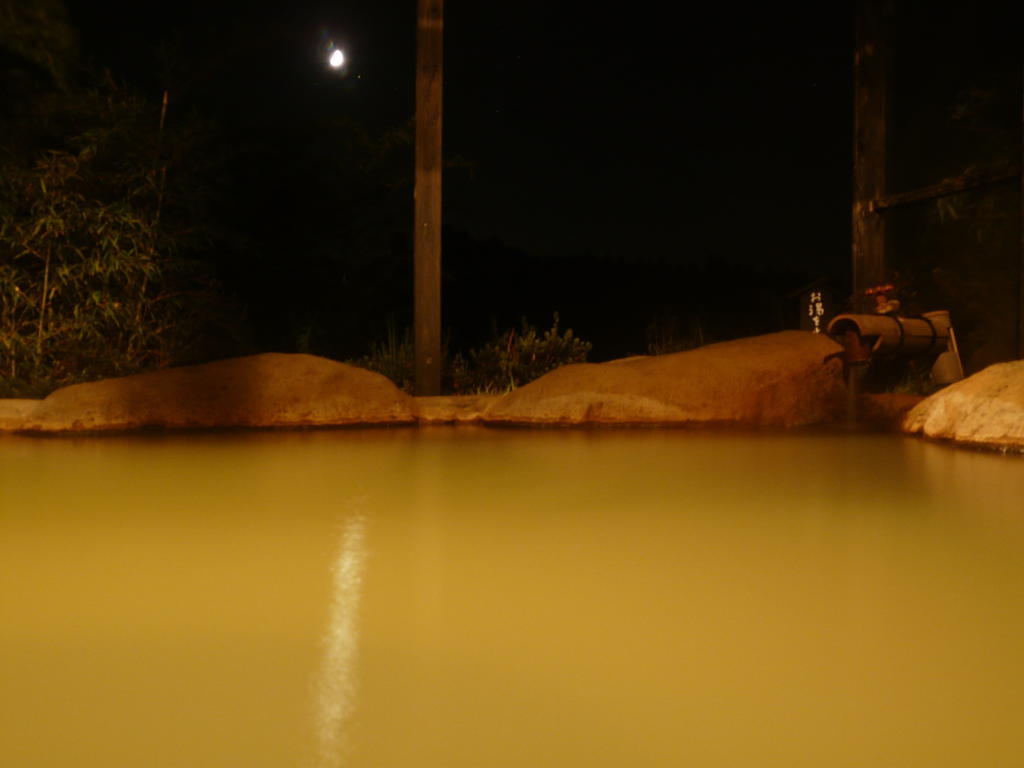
[482,330,845,427]
[412,395,500,424]
[859,393,925,429]
[0,399,42,431]
[9,353,415,433]
[901,360,1024,452]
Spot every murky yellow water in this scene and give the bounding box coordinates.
[2,427,1023,767]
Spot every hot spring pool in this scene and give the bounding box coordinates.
[2,427,1023,767]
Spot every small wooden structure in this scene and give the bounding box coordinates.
[790,278,836,334]
[853,1,1023,373]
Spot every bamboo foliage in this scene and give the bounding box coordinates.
[0,88,216,397]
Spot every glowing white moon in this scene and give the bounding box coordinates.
[329,49,345,68]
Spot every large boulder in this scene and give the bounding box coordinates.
[901,360,1024,452]
[7,353,416,433]
[482,330,845,427]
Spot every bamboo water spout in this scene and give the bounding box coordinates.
[827,310,965,416]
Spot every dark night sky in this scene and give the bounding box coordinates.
[63,0,855,276]
[442,3,854,272]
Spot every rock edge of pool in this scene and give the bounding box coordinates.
[2,331,1022,454]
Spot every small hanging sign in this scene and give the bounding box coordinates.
[800,287,834,334]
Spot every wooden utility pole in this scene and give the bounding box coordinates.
[414,0,443,395]
[852,0,890,307]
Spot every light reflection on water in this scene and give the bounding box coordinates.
[1,427,1023,767]
[317,512,367,768]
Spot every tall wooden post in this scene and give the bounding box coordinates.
[414,0,443,395]
[852,0,890,306]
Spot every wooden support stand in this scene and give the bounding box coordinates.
[414,0,443,395]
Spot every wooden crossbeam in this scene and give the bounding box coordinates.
[875,164,1022,210]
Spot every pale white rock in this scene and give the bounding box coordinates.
[902,360,1024,452]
